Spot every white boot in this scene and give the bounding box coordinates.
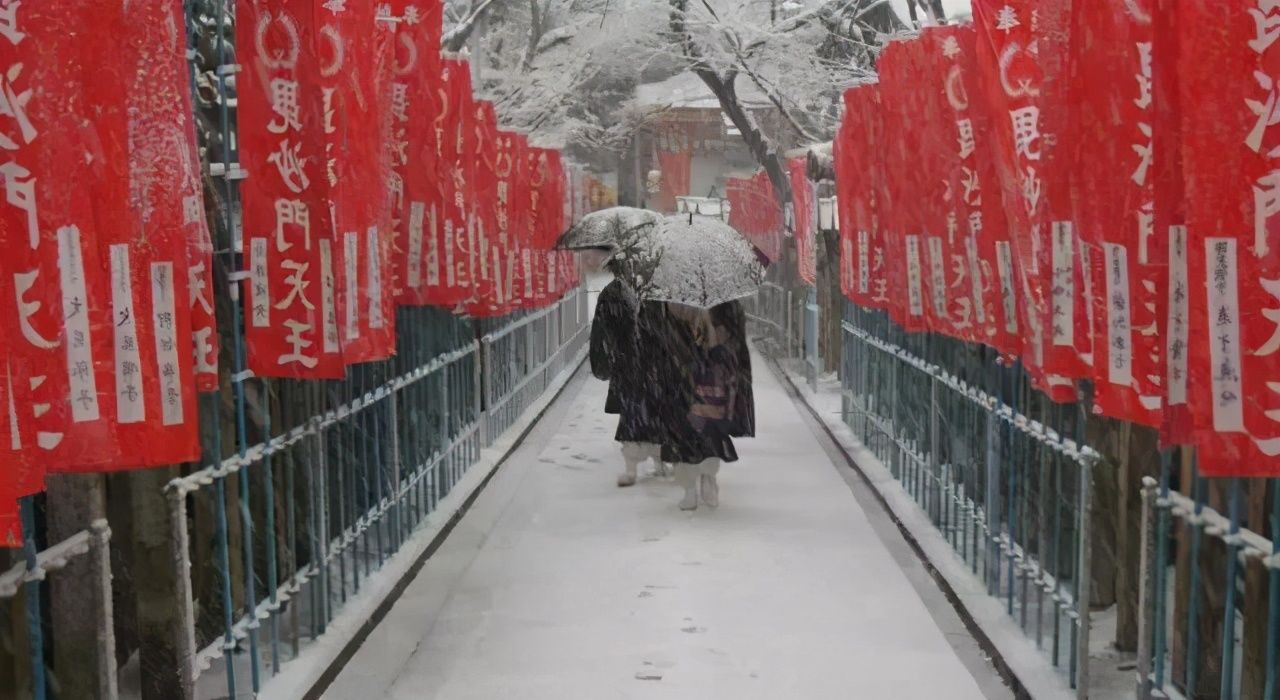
[675,463,699,511]
[699,459,721,508]
[617,443,642,488]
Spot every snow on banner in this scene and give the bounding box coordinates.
[1177,0,1280,476]
[1071,0,1161,427]
[239,0,345,379]
[325,0,396,365]
[90,0,205,468]
[390,0,444,306]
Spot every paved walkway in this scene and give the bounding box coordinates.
[325,355,1012,700]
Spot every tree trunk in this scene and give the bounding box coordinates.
[1117,424,1160,651]
[45,473,108,700]
[1240,480,1269,700]
[130,467,184,699]
[106,473,138,670]
[1085,414,1120,609]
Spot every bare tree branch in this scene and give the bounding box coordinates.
[441,0,499,52]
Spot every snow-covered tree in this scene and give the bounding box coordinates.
[448,0,908,207]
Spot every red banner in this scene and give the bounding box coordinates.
[788,157,818,285]
[972,0,1076,398]
[727,170,783,263]
[326,2,396,364]
[88,0,206,468]
[0,1,132,481]
[436,58,476,309]
[878,42,925,332]
[240,0,344,378]
[1178,0,1280,475]
[1153,0,1191,445]
[390,0,444,307]
[1071,1,1160,426]
[464,102,505,317]
[655,150,691,213]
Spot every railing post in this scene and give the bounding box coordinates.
[1076,452,1094,699]
[168,487,198,700]
[1136,477,1157,700]
[90,519,119,700]
[476,334,489,447]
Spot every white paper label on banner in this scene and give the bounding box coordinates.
[408,202,425,289]
[996,240,1017,334]
[59,226,99,423]
[367,227,384,329]
[151,262,184,426]
[1051,221,1074,346]
[444,218,456,287]
[427,204,440,287]
[320,239,339,353]
[250,237,270,328]
[1206,237,1244,432]
[1167,225,1189,406]
[967,237,985,325]
[1103,243,1133,387]
[858,230,870,295]
[906,235,924,318]
[927,236,947,319]
[523,249,534,299]
[345,231,359,340]
[110,244,144,424]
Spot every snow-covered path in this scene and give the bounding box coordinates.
[323,356,1011,700]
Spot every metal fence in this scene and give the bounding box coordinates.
[1,518,116,700]
[1137,462,1280,700]
[838,301,1100,697]
[164,291,587,700]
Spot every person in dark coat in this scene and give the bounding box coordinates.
[589,275,668,486]
[653,299,754,510]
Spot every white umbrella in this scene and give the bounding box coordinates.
[619,215,765,309]
[554,206,661,251]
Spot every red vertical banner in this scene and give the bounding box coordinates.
[787,157,818,285]
[1154,0,1191,445]
[465,102,503,317]
[240,1,344,379]
[929,25,1021,356]
[1072,1,1160,426]
[1177,0,1280,475]
[390,0,443,307]
[325,1,396,365]
[834,91,863,305]
[837,85,892,314]
[438,58,476,309]
[83,0,206,468]
[973,0,1074,398]
[878,43,924,332]
[904,37,962,340]
[1,1,128,480]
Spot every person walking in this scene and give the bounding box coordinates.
[656,300,754,510]
[589,273,668,486]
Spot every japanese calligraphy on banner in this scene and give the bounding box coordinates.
[0,2,124,480]
[877,43,925,332]
[90,0,207,468]
[389,0,444,307]
[239,0,344,379]
[325,0,396,364]
[1177,0,1280,475]
[1072,0,1161,426]
[837,85,892,312]
[464,102,504,317]
[922,25,1013,351]
[972,0,1076,399]
[435,57,477,308]
[787,157,818,285]
[1153,0,1190,445]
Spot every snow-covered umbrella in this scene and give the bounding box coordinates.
[553,206,662,252]
[618,215,766,309]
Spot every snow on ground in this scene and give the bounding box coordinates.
[324,351,1009,700]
